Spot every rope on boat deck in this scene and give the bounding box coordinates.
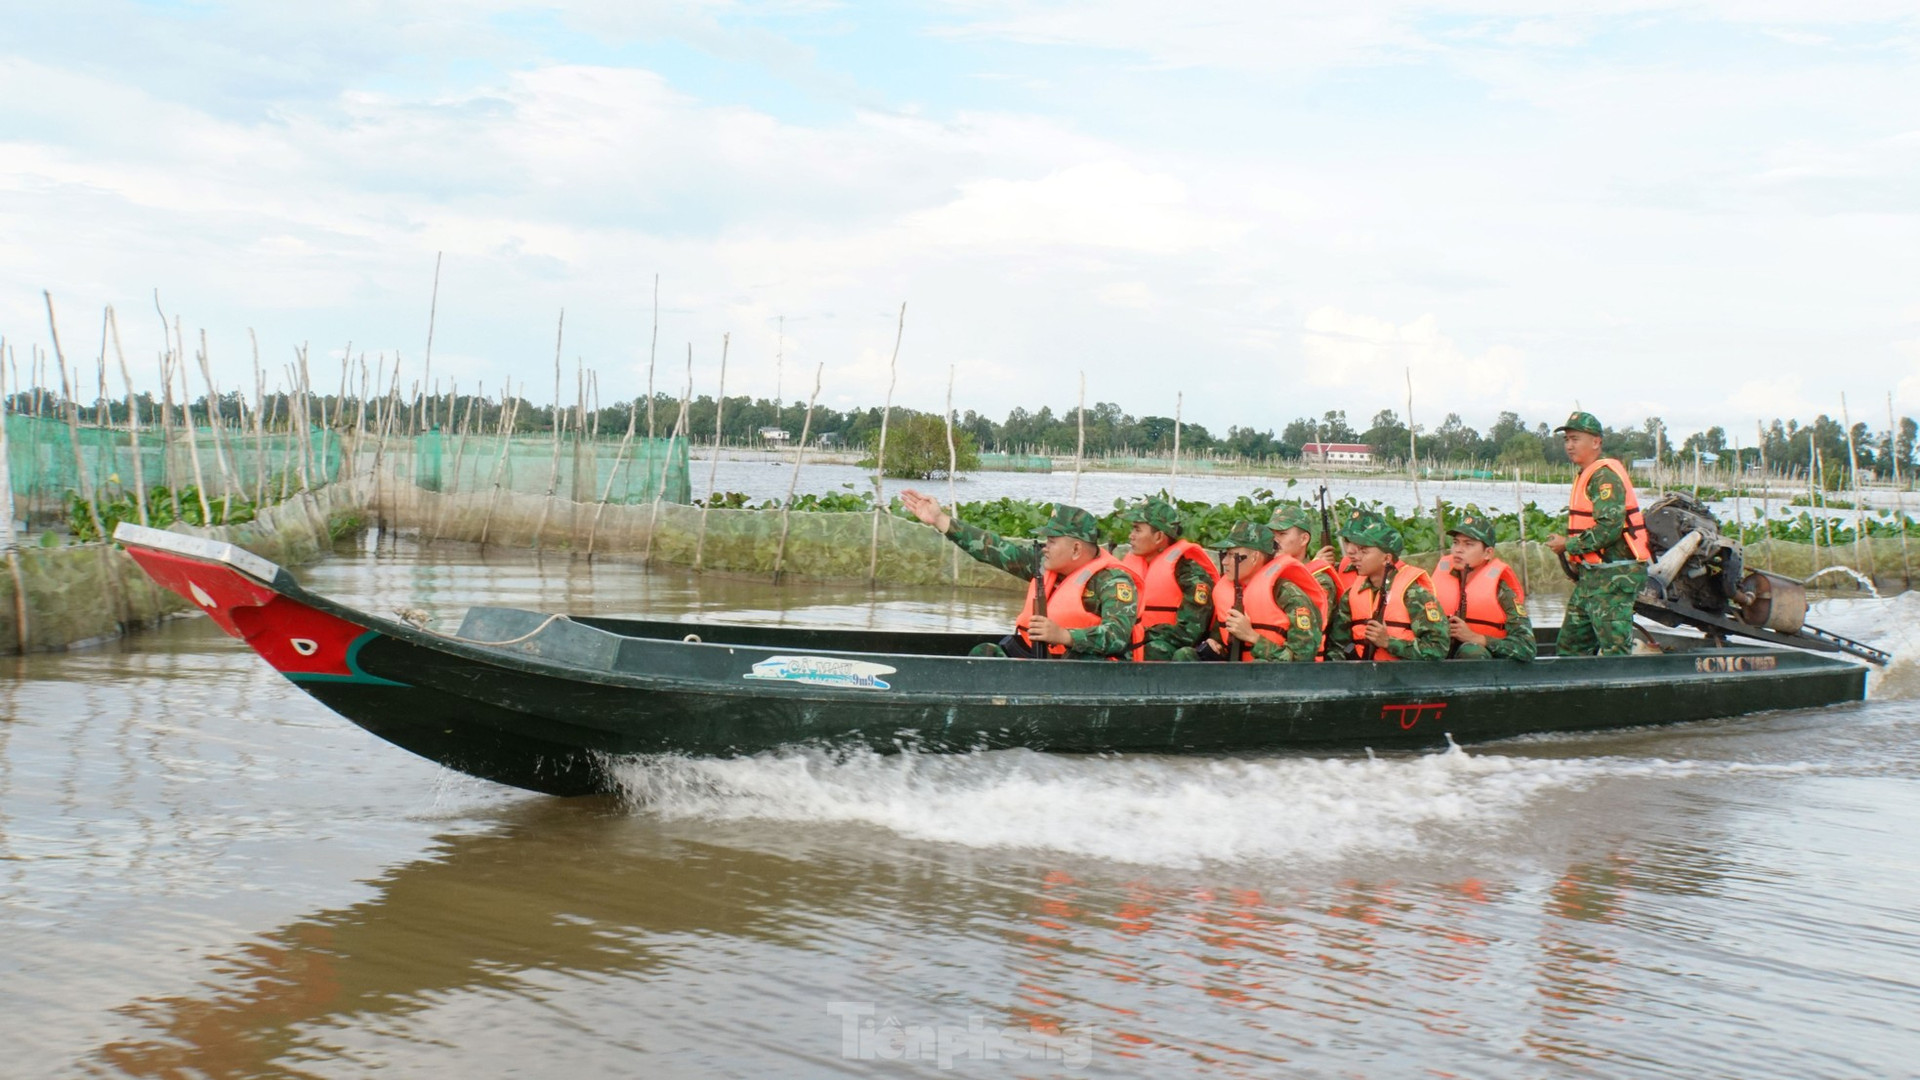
[396,608,573,647]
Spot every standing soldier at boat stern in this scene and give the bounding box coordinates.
[1436,508,1535,661]
[1120,496,1218,660]
[1178,521,1326,662]
[900,491,1141,659]
[1544,411,1652,657]
[1325,510,1449,661]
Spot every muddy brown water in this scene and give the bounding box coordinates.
[3,538,1917,1078]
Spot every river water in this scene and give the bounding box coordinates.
[5,540,1919,1078]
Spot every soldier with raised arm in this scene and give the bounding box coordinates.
[899,490,1140,660]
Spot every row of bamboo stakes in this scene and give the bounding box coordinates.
[5,280,1916,607]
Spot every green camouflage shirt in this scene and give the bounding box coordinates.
[945,520,1139,659]
[1140,551,1216,658]
[1325,568,1450,661]
[1240,577,1325,663]
[1466,580,1537,661]
[1565,462,1640,563]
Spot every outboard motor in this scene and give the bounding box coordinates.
[1635,492,1888,664]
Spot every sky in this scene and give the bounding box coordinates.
[2,1,1918,440]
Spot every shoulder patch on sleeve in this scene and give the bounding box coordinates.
[1114,582,1134,604]
[1194,582,1210,605]
[1422,602,1442,622]
[1599,481,1615,501]
[1292,607,1312,629]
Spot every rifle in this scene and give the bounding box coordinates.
[1365,557,1399,661]
[1446,558,1469,659]
[1227,552,1246,662]
[1030,539,1055,659]
[1317,486,1335,556]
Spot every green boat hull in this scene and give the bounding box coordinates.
[115,524,1871,798]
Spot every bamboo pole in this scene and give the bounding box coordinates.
[44,293,107,539]
[1406,367,1422,512]
[108,309,148,527]
[696,333,730,570]
[194,331,240,513]
[587,389,638,558]
[479,380,517,547]
[644,350,693,568]
[1841,394,1869,580]
[1,337,17,549]
[867,303,904,584]
[248,330,268,508]
[1,339,24,654]
[1512,466,1528,597]
[533,311,565,551]
[419,251,441,436]
[295,347,317,492]
[1169,392,1182,500]
[1070,370,1085,504]
[1809,432,1822,572]
[1890,393,1911,588]
[1758,421,1773,573]
[772,363,823,585]
[945,364,960,585]
[428,379,464,542]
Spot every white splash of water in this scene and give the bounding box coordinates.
[609,746,1813,869]
[1797,593,1920,699]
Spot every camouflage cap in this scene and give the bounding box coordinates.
[1339,509,1404,555]
[1035,504,1103,544]
[1553,410,1604,436]
[1119,496,1183,538]
[1219,520,1277,555]
[1447,506,1498,547]
[1267,503,1316,535]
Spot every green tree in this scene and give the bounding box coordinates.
[865,414,982,479]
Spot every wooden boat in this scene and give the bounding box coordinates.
[114,523,1871,798]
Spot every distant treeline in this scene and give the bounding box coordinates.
[8,386,1918,481]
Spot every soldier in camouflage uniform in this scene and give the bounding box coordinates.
[1120,496,1215,661]
[1323,510,1450,661]
[1439,508,1536,661]
[1176,520,1323,662]
[1545,411,1650,658]
[899,490,1139,659]
[1270,503,1342,605]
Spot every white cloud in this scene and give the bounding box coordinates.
[1299,308,1531,422]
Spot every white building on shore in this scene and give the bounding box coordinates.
[1301,442,1374,466]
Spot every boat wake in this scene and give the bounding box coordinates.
[608,744,1822,869]
[1805,592,1920,700]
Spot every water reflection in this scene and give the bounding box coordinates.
[81,797,1752,1079]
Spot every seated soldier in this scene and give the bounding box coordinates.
[1435,507,1536,661]
[1270,503,1349,611]
[1120,496,1218,661]
[1324,510,1449,661]
[900,489,1140,659]
[1177,521,1326,662]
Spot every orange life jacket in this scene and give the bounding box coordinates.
[1433,556,1523,640]
[1567,458,1652,564]
[1214,554,1329,661]
[1345,563,1431,662]
[1015,552,1142,659]
[1124,539,1219,631]
[1307,558,1353,604]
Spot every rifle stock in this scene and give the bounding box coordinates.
[1366,558,1398,661]
[1030,539,1054,659]
[1227,552,1246,662]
